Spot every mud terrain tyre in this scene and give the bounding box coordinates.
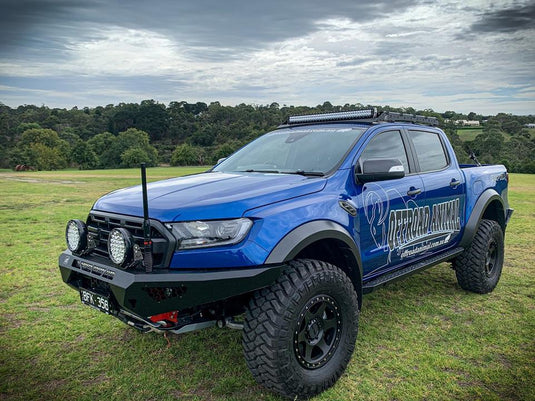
[242,259,359,399]
[454,219,504,294]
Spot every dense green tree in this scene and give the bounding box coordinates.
[72,140,98,169]
[136,100,169,141]
[121,147,152,168]
[501,120,522,135]
[112,128,158,168]
[468,128,505,164]
[109,103,139,134]
[213,141,241,164]
[16,122,41,134]
[28,143,67,170]
[171,143,201,166]
[14,128,69,170]
[87,132,117,168]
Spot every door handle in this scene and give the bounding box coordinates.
[450,179,461,188]
[407,187,422,196]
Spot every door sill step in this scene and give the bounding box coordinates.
[363,247,464,293]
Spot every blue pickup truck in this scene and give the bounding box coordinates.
[59,109,513,399]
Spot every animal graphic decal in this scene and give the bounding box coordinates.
[364,185,461,265]
[387,198,461,259]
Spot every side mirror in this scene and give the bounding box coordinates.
[216,157,227,166]
[355,158,405,183]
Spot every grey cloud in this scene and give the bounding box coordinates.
[0,1,90,53]
[419,55,472,69]
[469,2,535,33]
[337,57,371,67]
[0,0,418,59]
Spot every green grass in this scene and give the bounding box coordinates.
[456,128,484,142]
[0,168,534,401]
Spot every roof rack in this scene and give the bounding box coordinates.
[376,111,439,126]
[283,109,439,127]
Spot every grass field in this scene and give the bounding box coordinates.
[456,128,484,142]
[0,168,534,401]
[456,128,535,142]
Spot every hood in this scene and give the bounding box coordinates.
[92,172,326,222]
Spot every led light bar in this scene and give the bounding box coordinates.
[287,109,376,125]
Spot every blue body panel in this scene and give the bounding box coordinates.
[93,172,326,221]
[90,123,509,273]
[461,165,509,219]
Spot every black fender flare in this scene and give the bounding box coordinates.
[265,220,363,279]
[459,189,505,249]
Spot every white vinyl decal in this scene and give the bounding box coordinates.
[364,184,461,269]
[387,198,461,259]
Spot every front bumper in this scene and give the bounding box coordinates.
[59,251,282,318]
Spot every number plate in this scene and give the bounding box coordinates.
[80,288,111,314]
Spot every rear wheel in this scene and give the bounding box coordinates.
[242,259,359,399]
[454,219,504,294]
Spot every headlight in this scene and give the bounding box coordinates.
[108,228,134,266]
[168,218,253,249]
[65,219,87,253]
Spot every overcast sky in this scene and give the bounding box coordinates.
[0,0,534,114]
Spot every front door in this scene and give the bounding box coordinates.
[355,129,426,278]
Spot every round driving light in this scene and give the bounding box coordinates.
[107,228,133,266]
[65,219,87,253]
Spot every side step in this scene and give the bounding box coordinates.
[363,247,464,293]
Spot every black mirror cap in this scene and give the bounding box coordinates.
[355,158,405,183]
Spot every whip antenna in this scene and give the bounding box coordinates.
[141,163,153,272]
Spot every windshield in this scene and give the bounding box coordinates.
[214,126,366,175]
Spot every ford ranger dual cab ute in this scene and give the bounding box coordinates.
[59,109,513,399]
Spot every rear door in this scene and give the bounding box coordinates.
[406,129,465,253]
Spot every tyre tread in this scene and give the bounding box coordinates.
[242,259,358,399]
[453,219,504,294]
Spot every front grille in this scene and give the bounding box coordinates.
[86,211,174,269]
[143,285,187,302]
[80,275,112,294]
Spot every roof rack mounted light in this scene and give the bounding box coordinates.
[377,111,439,126]
[287,109,377,125]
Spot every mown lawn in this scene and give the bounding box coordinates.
[0,169,533,401]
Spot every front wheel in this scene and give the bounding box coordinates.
[242,259,359,399]
[453,219,504,294]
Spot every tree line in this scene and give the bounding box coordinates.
[0,100,533,172]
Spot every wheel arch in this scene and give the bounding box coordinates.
[459,189,505,249]
[265,220,363,309]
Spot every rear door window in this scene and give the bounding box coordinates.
[408,130,448,172]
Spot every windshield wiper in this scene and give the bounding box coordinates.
[240,169,280,173]
[236,169,324,176]
[284,170,325,177]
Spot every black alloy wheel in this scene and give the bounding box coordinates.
[294,294,342,369]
